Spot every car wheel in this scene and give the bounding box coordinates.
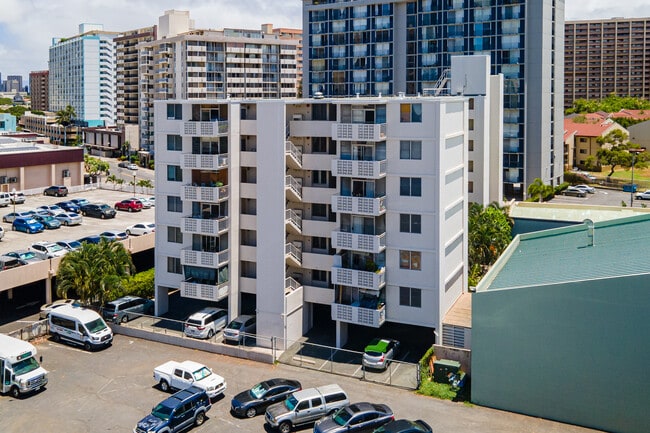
[245,407,257,418]
[10,386,20,398]
[128,207,133,212]
[52,333,60,342]
[11,225,15,231]
[82,211,87,216]
[159,379,170,392]
[207,329,214,339]
[83,342,91,351]
[194,411,206,426]
[2,218,6,223]
[64,221,69,226]
[27,228,32,234]
[279,421,292,433]
[101,214,106,219]
[126,230,131,236]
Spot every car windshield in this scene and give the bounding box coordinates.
[333,408,353,426]
[192,366,212,381]
[226,320,243,330]
[151,404,173,421]
[250,382,269,399]
[84,318,107,333]
[69,241,81,249]
[99,205,110,210]
[25,218,38,224]
[12,357,40,376]
[21,252,37,260]
[48,244,64,252]
[285,395,298,411]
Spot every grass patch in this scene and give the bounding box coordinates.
[417,378,457,400]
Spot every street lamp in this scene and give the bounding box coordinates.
[629,147,646,207]
[11,187,16,216]
[132,171,137,195]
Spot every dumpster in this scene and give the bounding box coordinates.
[623,184,637,193]
[433,359,461,383]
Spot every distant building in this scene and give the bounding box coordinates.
[49,23,118,127]
[0,134,84,191]
[29,70,49,112]
[0,113,17,132]
[565,17,650,107]
[82,125,125,158]
[21,111,79,146]
[5,75,22,93]
[564,115,627,171]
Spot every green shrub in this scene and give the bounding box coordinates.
[419,345,435,380]
[417,379,457,400]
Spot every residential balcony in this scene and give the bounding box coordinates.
[332,123,386,141]
[181,247,229,268]
[286,242,303,267]
[285,175,303,202]
[331,228,386,254]
[331,264,385,291]
[181,120,228,137]
[181,216,229,236]
[181,153,229,170]
[180,280,228,302]
[182,184,229,203]
[285,140,303,169]
[285,209,302,235]
[331,302,385,328]
[331,194,386,216]
[331,159,387,179]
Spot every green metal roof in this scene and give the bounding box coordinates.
[478,214,650,291]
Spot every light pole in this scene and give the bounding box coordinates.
[132,172,137,195]
[11,187,16,216]
[629,147,646,207]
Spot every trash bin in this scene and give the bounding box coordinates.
[433,359,461,383]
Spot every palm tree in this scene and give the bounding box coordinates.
[527,178,554,202]
[55,104,77,145]
[56,239,135,305]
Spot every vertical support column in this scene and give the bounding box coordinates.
[45,272,53,304]
[155,285,169,316]
[335,320,348,348]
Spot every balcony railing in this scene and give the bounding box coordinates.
[332,123,386,141]
[285,243,303,266]
[331,265,385,290]
[181,247,229,267]
[285,140,303,168]
[285,209,302,234]
[181,153,229,170]
[285,175,303,201]
[181,120,229,137]
[181,216,229,236]
[331,159,387,179]
[331,229,386,253]
[331,303,385,328]
[331,194,386,216]
[180,280,228,302]
[182,184,229,202]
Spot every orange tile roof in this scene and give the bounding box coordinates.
[609,109,650,120]
[564,117,619,138]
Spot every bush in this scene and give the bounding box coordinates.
[417,379,457,400]
[106,269,155,300]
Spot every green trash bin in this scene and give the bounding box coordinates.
[433,359,461,383]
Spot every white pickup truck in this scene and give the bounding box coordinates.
[153,360,227,399]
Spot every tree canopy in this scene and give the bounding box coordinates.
[84,155,110,176]
[468,202,513,287]
[566,94,650,115]
[596,129,649,177]
[527,178,555,202]
[55,104,76,126]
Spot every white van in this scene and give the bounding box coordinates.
[0,334,49,398]
[48,304,113,350]
[0,192,10,207]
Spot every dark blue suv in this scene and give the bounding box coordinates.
[135,386,212,433]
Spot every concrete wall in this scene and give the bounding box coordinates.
[472,274,650,433]
[433,345,471,375]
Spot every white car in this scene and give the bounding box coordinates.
[635,190,650,200]
[56,240,82,251]
[56,212,83,226]
[0,225,4,240]
[37,204,66,216]
[574,184,595,194]
[184,307,228,339]
[147,197,155,206]
[126,222,155,236]
[39,299,81,319]
[30,241,68,259]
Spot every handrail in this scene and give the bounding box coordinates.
[285,243,303,264]
[285,175,303,199]
[285,209,303,230]
[285,140,303,165]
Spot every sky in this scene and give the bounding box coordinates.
[1,0,650,82]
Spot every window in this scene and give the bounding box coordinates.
[400,103,422,122]
[312,203,327,218]
[579,149,587,154]
[167,257,182,274]
[400,214,421,233]
[400,140,422,159]
[400,287,421,307]
[468,119,474,130]
[313,270,328,282]
[167,165,182,182]
[468,98,474,109]
[468,139,474,151]
[312,236,328,250]
[400,250,421,270]
[167,196,183,213]
[580,137,587,142]
[167,104,182,120]
[167,226,183,243]
[468,160,474,172]
[312,170,328,185]
[167,135,182,151]
[313,137,327,153]
[468,181,474,193]
[400,177,421,196]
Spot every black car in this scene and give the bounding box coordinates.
[135,386,212,433]
[43,185,69,197]
[80,203,116,219]
[56,201,81,213]
[372,419,432,433]
[231,378,302,418]
[78,235,102,245]
[314,402,394,433]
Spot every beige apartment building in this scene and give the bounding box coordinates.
[565,17,650,107]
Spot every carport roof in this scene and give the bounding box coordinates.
[477,214,650,291]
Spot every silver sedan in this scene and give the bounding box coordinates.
[56,212,83,226]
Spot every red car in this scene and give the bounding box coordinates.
[114,199,143,212]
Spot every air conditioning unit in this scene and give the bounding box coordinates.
[292,114,303,121]
[8,177,17,183]
[62,169,71,178]
[0,176,6,184]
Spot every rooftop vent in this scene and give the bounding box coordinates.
[584,219,594,247]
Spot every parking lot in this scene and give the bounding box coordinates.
[0,187,155,256]
[0,334,602,433]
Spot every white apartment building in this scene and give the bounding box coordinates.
[49,24,118,127]
[138,12,299,152]
[153,57,500,347]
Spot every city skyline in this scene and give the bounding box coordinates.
[1,0,650,81]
